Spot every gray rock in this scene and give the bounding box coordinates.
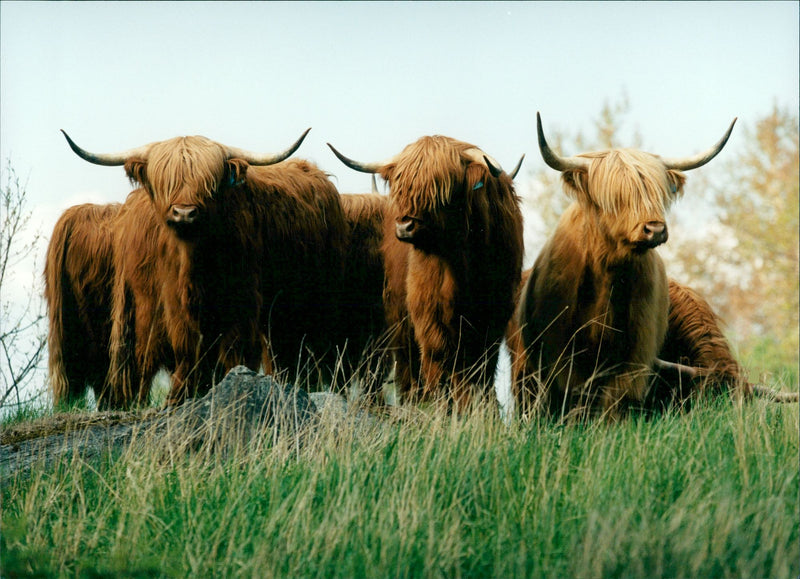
[1,366,317,481]
[163,366,318,454]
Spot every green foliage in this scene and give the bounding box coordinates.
[667,105,799,369]
[3,399,798,578]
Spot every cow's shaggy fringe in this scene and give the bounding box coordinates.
[381,136,470,217]
[566,149,686,217]
[135,136,228,210]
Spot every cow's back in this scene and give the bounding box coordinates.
[659,279,748,397]
[339,193,390,358]
[246,160,349,377]
[45,202,120,406]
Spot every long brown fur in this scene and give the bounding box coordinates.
[338,193,392,388]
[512,148,687,419]
[110,150,351,406]
[379,136,524,412]
[106,190,173,407]
[656,278,750,400]
[44,202,120,408]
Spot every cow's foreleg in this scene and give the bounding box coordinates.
[105,283,138,410]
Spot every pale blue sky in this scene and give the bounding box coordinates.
[2,2,797,212]
[1,1,797,402]
[2,0,798,281]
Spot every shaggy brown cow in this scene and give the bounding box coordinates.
[329,136,524,411]
[45,202,121,408]
[337,191,392,394]
[511,113,736,419]
[653,279,798,405]
[649,278,749,406]
[62,130,353,406]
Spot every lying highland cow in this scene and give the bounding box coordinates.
[510,113,737,419]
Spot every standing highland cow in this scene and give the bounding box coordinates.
[329,136,524,411]
[62,129,353,407]
[511,113,736,419]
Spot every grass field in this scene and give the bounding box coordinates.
[2,379,797,578]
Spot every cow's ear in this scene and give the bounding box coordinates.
[124,158,148,187]
[666,169,686,198]
[379,162,395,185]
[225,159,249,188]
[465,162,487,192]
[561,169,590,202]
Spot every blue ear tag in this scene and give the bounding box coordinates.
[472,181,484,191]
[228,175,245,188]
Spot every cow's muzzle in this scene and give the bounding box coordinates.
[395,216,423,242]
[168,204,199,224]
[166,204,201,238]
[636,221,668,249]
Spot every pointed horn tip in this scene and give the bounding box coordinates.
[59,129,90,157]
[535,113,548,147]
[289,127,311,149]
[326,142,345,159]
[509,154,525,179]
[326,142,382,174]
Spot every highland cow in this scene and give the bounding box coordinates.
[511,113,736,419]
[329,136,524,411]
[62,130,354,406]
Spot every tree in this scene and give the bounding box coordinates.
[666,104,799,370]
[0,160,47,408]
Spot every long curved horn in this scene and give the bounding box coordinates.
[371,174,380,194]
[661,118,737,171]
[536,112,590,173]
[509,154,525,179]
[225,128,311,165]
[61,130,152,166]
[327,143,387,174]
[482,155,503,178]
[477,151,525,179]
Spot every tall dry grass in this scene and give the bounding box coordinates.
[2,382,797,578]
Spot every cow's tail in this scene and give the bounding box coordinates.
[44,211,77,406]
[751,384,800,403]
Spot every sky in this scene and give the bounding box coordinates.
[1,1,798,401]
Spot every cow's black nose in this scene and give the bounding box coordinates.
[170,205,199,224]
[395,219,416,240]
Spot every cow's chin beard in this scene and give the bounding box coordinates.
[396,232,436,253]
[166,221,202,242]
